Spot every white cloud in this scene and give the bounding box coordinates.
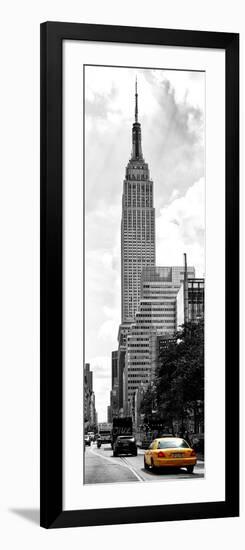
[169,188,180,202]
[153,69,205,111]
[98,319,118,342]
[156,178,205,276]
[98,306,120,342]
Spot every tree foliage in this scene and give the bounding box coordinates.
[141,321,204,431]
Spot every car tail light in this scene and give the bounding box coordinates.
[190,450,196,457]
[158,451,166,458]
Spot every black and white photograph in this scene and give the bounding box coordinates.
[39,20,239,529]
[83,66,205,485]
[0,1,241,542]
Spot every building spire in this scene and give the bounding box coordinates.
[131,76,143,160]
[135,77,138,123]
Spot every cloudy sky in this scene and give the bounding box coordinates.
[84,65,205,422]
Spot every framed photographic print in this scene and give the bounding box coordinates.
[40,22,239,528]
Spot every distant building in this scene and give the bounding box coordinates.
[107,405,112,424]
[84,363,92,392]
[134,383,147,430]
[188,278,205,322]
[110,378,120,419]
[84,363,97,430]
[118,349,126,412]
[84,363,92,425]
[90,392,97,426]
[117,321,132,413]
[109,351,120,419]
[153,333,178,377]
[157,333,177,355]
[111,350,118,389]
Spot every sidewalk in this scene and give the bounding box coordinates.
[197,453,204,462]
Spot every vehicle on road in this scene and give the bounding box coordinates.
[84,434,91,446]
[111,417,133,448]
[113,435,138,457]
[144,437,197,473]
[87,431,95,442]
[97,422,112,446]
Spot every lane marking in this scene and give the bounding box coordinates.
[88,446,144,482]
[120,456,145,482]
[88,446,123,467]
[89,446,135,469]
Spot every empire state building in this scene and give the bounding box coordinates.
[121,80,156,323]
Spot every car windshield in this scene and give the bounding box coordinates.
[158,438,189,449]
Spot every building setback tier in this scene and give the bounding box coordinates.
[123,266,195,413]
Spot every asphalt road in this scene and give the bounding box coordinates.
[84,442,205,484]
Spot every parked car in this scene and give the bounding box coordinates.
[144,437,197,473]
[113,435,137,457]
[84,434,91,446]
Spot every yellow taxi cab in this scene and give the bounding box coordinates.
[144,437,197,473]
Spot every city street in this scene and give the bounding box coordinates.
[84,442,205,484]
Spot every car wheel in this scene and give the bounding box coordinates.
[144,457,149,470]
[133,450,138,456]
[187,465,194,474]
[113,451,117,457]
[151,458,156,472]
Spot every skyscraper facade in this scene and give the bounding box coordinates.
[187,278,205,322]
[111,350,118,388]
[123,266,195,413]
[84,363,97,430]
[117,80,156,413]
[109,350,120,417]
[121,80,156,323]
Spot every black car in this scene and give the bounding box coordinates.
[113,435,137,457]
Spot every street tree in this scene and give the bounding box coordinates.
[140,321,204,434]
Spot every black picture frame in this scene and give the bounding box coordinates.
[40,21,239,528]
